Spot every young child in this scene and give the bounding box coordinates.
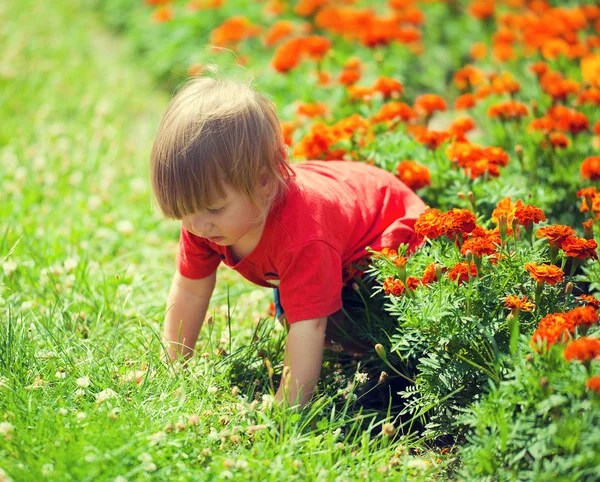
[149,76,426,409]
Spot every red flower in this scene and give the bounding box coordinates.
[561,236,598,260]
[563,337,600,362]
[524,263,564,285]
[447,261,478,285]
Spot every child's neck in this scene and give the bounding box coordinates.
[230,219,266,262]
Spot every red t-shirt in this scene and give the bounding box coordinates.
[177,160,427,323]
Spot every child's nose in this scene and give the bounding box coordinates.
[191,215,213,235]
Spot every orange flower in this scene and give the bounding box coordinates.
[373,77,403,100]
[383,277,405,296]
[470,42,487,60]
[453,65,485,90]
[393,256,408,268]
[371,102,416,124]
[487,100,529,120]
[567,305,598,328]
[504,295,535,313]
[414,94,447,118]
[547,132,570,149]
[563,337,600,362]
[378,247,398,258]
[395,160,431,191]
[581,53,600,88]
[281,121,298,146]
[444,209,476,238]
[536,225,576,246]
[561,236,598,260]
[152,5,174,22]
[421,263,442,285]
[303,35,331,61]
[586,375,600,393]
[460,236,497,257]
[338,68,361,86]
[264,20,294,47]
[294,0,328,16]
[492,197,520,225]
[524,262,565,285]
[210,16,261,47]
[579,294,600,309]
[581,156,600,180]
[447,261,478,285]
[296,102,328,118]
[454,93,477,110]
[410,127,451,150]
[406,276,421,290]
[414,208,448,239]
[272,37,305,73]
[530,313,575,351]
[514,204,546,227]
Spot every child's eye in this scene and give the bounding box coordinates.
[208,207,225,215]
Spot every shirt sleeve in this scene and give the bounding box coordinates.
[176,225,222,279]
[277,240,343,324]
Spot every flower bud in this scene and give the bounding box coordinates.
[375,344,386,360]
[352,282,360,292]
[540,377,548,388]
[465,250,473,263]
[515,144,523,161]
[378,371,388,385]
[507,313,515,323]
[435,263,443,281]
[565,282,573,296]
[468,191,475,205]
[526,354,533,362]
[457,192,466,200]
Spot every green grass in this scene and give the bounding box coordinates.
[0,0,457,480]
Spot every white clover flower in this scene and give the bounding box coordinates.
[88,195,102,210]
[236,460,249,470]
[406,459,428,471]
[84,453,96,463]
[76,412,87,422]
[41,464,54,477]
[142,463,157,473]
[95,388,117,403]
[130,178,146,193]
[0,467,14,482]
[63,258,78,273]
[354,372,368,385]
[55,372,66,379]
[75,388,85,397]
[0,422,15,438]
[68,172,84,186]
[220,471,233,480]
[137,453,153,464]
[20,301,34,311]
[32,154,47,171]
[76,376,90,388]
[207,386,218,395]
[115,220,134,237]
[14,167,27,183]
[58,408,68,416]
[1,260,17,276]
[114,476,128,482]
[49,264,64,276]
[148,431,166,444]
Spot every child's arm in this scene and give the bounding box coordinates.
[162,269,216,362]
[274,316,327,408]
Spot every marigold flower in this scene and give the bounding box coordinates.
[454,93,477,110]
[408,126,451,150]
[536,225,576,246]
[413,94,447,118]
[303,35,331,61]
[372,77,403,99]
[460,236,497,257]
[371,102,416,124]
[492,197,520,225]
[586,375,600,393]
[579,294,600,309]
[210,16,261,47]
[504,295,535,313]
[546,132,570,149]
[453,65,485,90]
[530,313,576,351]
[414,208,447,239]
[563,337,600,362]
[487,100,529,121]
[152,5,174,22]
[524,262,565,285]
[264,20,295,47]
[447,261,478,285]
[444,209,477,238]
[567,305,598,327]
[383,277,405,297]
[395,161,431,190]
[581,53,600,88]
[296,102,328,118]
[421,263,442,285]
[406,276,421,290]
[393,256,407,268]
[561,236,598,260]
[581,156,600,180]
[272,37,305,73]
[514,204,546,227]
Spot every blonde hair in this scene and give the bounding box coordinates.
[150,75,295,225]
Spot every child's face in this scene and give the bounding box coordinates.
[181,183,265,246]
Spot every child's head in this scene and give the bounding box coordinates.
[150,76,294,230]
